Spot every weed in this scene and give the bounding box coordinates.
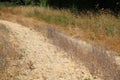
[55,15,69,25]
[105,25,117,37]
[27,61,35,70]
[84,78,91,80]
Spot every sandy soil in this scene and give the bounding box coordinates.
[0,20,97,80]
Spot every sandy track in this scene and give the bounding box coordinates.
[0,20,96,80]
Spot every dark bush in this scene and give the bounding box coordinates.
[0,0,120,12]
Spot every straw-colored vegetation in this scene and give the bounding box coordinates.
[0,6,120,54]
[0,5,120,80]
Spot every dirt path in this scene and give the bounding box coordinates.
[0,20,97,80]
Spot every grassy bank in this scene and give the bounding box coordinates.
[0,6,120,54]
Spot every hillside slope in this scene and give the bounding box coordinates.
[0,20,95,80]
[0,20,120,80]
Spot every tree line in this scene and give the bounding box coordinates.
[0,0,120,12]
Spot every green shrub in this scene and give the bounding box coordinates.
[39,0,48,7]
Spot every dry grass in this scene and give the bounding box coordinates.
[0,6,119,79]
[0,24,21,80]
[47,27,120,80]
[0,6,120,54]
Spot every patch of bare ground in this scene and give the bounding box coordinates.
[0,23,22,80]
[0,20,96,80]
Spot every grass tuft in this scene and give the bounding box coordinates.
[105,25,117,37]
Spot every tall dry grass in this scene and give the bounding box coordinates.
[0,6,120,54]
[0,6,119,36]
[47,27,120,80]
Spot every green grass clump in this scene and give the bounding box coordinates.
[26,8,70,26]
[105,25,117,37]
[84,78,91,80]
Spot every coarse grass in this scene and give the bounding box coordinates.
[24,7,120,36]
[0,6,120,36]
[0,6,120,54]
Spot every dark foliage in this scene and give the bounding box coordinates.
[0,0,120,12]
